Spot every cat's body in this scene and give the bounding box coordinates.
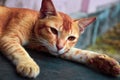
[0,0,120,78]
[0,6,38,41]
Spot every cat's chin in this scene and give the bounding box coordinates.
[50,53,60,56]
[49,49,70,56]
[49,51,64,56]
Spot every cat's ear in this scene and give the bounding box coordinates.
[39,0,57,18]
[74,17,96,33]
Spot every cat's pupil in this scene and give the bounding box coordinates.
[50,27,58,35]
[68,36,76,41]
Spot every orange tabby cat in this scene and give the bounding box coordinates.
[0,0,120,78]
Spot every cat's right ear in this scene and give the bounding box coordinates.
[39,0,57,18]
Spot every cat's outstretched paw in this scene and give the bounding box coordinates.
[88,54,120,76]
[16,60,40,78]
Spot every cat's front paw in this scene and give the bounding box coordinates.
[16,60,40,78]
[88,54,120,76]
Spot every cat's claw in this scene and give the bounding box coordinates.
[88,54,120,76]
[16,61,40,78]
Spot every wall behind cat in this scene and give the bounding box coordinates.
[4,0,82,14]
[4,0,119,14]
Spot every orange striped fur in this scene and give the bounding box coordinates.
[0,0,120,78]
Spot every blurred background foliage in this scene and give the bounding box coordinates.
[87,24,120,61]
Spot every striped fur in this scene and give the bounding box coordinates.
[0,0,120,78]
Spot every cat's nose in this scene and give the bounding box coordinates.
[56,39,64,50]
[56,45,63,50]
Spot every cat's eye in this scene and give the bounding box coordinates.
[50,27,58,35]
[68,36,76,41]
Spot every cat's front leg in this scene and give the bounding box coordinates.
[60,48,120,76]
[0,36,40,78]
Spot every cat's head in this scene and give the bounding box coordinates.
[34,0,96,56]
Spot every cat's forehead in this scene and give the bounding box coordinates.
[41,12,79,35]
[58,12,73,31]
[57,12,79,37]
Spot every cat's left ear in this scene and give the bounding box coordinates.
[39,0,57,18]
[74,17,96,33]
